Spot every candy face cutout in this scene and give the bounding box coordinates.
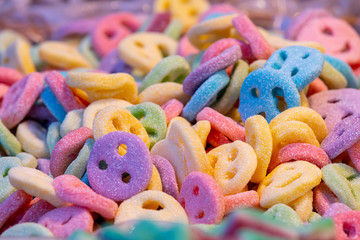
[87,131,152,201]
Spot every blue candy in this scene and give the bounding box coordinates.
[41,87,67,122]
[324,54,359,89]
[202,12,234,21]
[264,46,324,92]
[81,171,91,187]
[239,68,300,122]
[182,70,230,122]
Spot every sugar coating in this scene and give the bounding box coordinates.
[98,49,131,74]
[224,190,259,215]
[17,152,37,168]
[152,155,179,200]
[0,119,21,156]
[1,222,53,237]
[321,163,360,210]
[60,109,84,137]
[140,83,190,107]
[321,114,360,159]
[115,190,188,224]
[147,165,162,191]
[19,199,55,223]
[208,141,257,196]
[348,140,360,172]
[82,98,133,129]
[323,203,352,218]
[87,131,152,201]
[200,38,243,64]
[38,41,92,69]
[53,174,118,219]
[313,182,339,216]
[161,99,184,124]
[319,61,347,89]
[0,190,32,229]
[258,161,322,208]
[324,54,359,88]
[245,115,272,183]
[91,13,140,57]
[183,70,230,123]
[0,157,23,203]
[16,120,49,158]
[8,167,66,207]
[198,3,241,22]
[207,129,231,148]
[38,206,93,237]
[288,190,313,222]
[333,211,360,239]
[307,78,328,97]
[118,32,178,73]
[197,107,245,142]
[296,17,360,66]
[182,45,241,96]
[41,87,67,122]
[270,143,331,172]
[151,117,211,187]
[46,122,61,153]
[139,55,190,92]
[50,127,93,177]
[192,120,211,148]
[263,204,303,227]
[179,172,224,224]
[36,159,50,175]
[0,73,44,129]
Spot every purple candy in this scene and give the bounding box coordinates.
[53,18,100,40]
[98,49,132,74]
[151,155,179,199]
[182,45,242,95]
[309,89,360,132]
[323,203,352,218]
[321,113,360,159]
[37,158,50,175]
[87,131,152,202]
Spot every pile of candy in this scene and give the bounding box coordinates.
[0,1,359,239]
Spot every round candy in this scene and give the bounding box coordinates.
[1,223,53,237]
[87,131,152,201]
[115,190,188,224]
[179,172,225,224]
[333,211,360,239]
[2,40,35,74]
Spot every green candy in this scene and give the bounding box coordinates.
[164,19,183,40]
[127,102,167,149]
[0,119,21,156]
[0,157,23,203]
[299,218,335,240]
[139,55,190,92]
[1,223,53,237]
[211,60,249,114]
[322,163,360,210]
[65,138,95,178]
[307,212,322,223]
[79,35,99,68]
[239,230,290,240]
[68,230,99,240]
[263,204,303,227]
[46,121,61,153]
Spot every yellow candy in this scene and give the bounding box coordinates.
[271,120,320,156]
[258,161,322,208]
[188,14,238,50]
[269,107,327,143]
[0,30,28,55]
[319,61,347,89]
[300,90,309,107]
[288,190,313,222]
[66,72,138,103]
[207,141,257,196]
[16,152,37,169]
[147,165,162,191]
[192,120,211,148]
[226,108,242,123]
[38,41,91,69]
[115,190,188,224]
[151,117,210,187]
[118,32,177,73]
[3,40,35,74]
[70,87,91,104]
[8,167,66,207]
[249,60,266,72]
[92,106,150,147]
[82,99,133,129]
[138,82,190,105]
[155,0,209,32]
[245,115,272,184]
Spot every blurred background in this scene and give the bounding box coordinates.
[0,0,359,43]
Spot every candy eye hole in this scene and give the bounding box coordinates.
[118,144,127,156]
[280,51,287,61]
[135,41,144,48]
[61,216,72,225]
[259,111,267,119]
[272,63,282,70]
[291,68,298,77]
[105,30,115,39]
[251,88,260,98]
[322,27,333,36]
[328,99,340,104]
[338,129,345,137]
[196,211,204,219]
[142,200,164,210]
[122,172,131,183]
[193,186,199,196]
[99,160,108,170]
[302,53,309,59]
[341,42,351,53]
[342,112,353,120]
[2,168,10,177]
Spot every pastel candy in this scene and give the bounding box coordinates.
[38,206,93,237]
[19,199,55,223]
[192,120,211,148]
[0,157,23,203]
[41,87,67,122]
[8,167,66,207]
[145,12,171,32]
[115,190,188,224]
[16,152,37,169]
[313,182,339,216]
[288,190,313,222]
[224,190,260,215]
[321,163,360,210]
[324,54,359,88]
[0,73,44,129]
[53,174,118,219]
[46,122,61,153]
[1,223,53,237]
[177,35,199,57]
[161,99,184,124]
[182,70,230,123]
[263,204,303,227]
[37,159,50,175]
[139,55,190,92]
[239,68,301,123]
[0,66,23,85]
[98,49,131,74]
[78,35,99,68]
[348,140,360,172]
[2,40,35,74]
[16,120,50,158]
[207,129,231,148]
[87,131,152,201]
[319,61,347,89]
[307,78,328,97]
[179,172,225,224]
[60,109,84,137]
[263,46,324,92]
[333,211,360,239]
[0,119,21,156]
[151,155,179,199]
[147,165,162,191]
[164,19,183,40]
[323,203,352,218]
[50,127,93,177]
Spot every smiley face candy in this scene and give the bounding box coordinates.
[87,131,152,201]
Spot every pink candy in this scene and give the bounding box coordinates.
[347,140,360,172]
[207,129,232,148]
[323,203,352,218]
[177,35,199,57]
[313,182,339,216]
[19,199,55,223]
[0,66,23,86]
[333,211,360,240]
[53,175,118,219]
[161,99,184,124]
[224,190,260,215]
